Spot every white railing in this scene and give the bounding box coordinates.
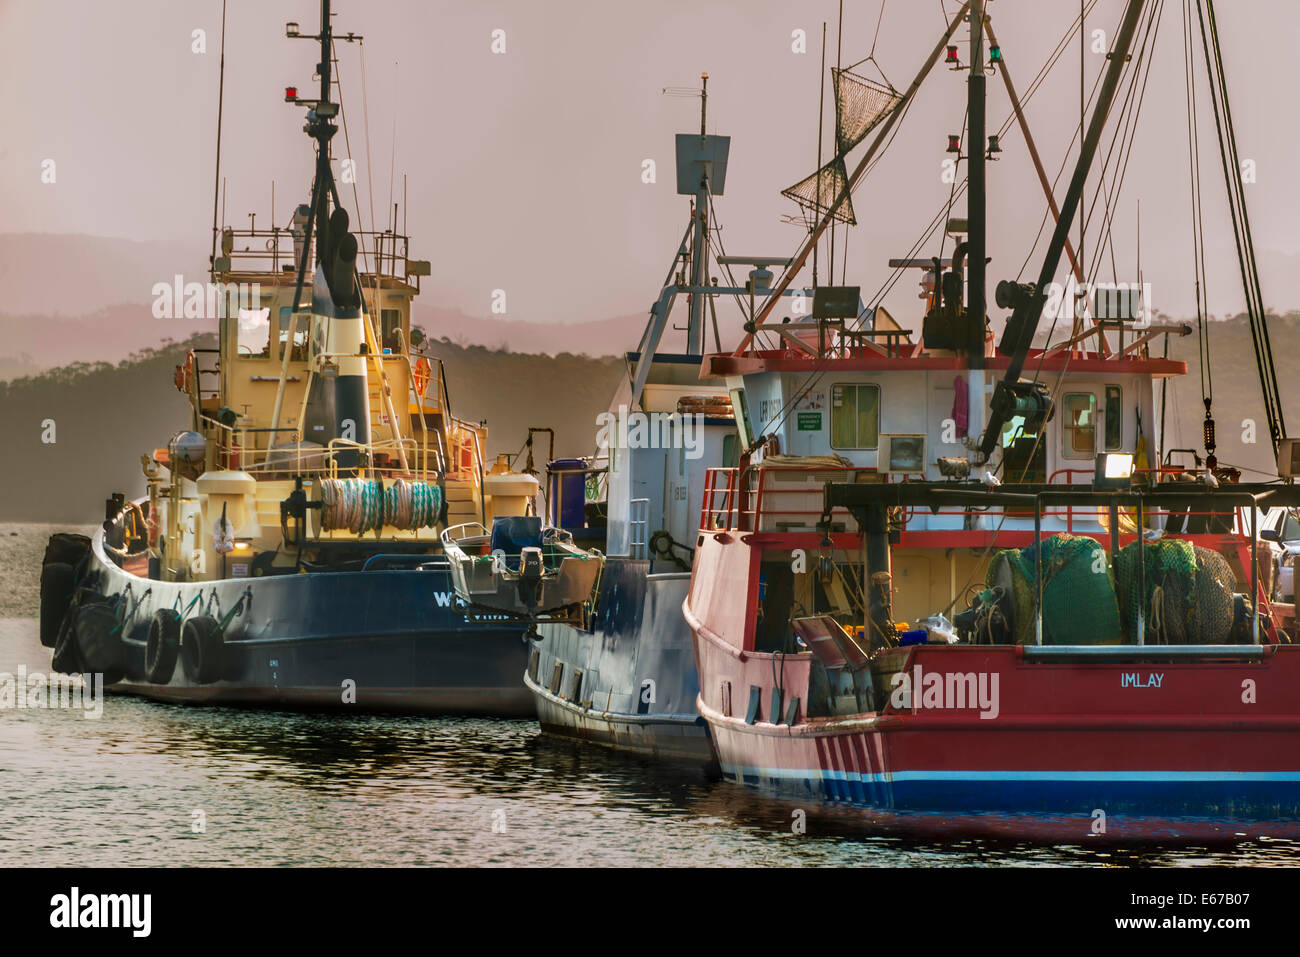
[629,497,650,559]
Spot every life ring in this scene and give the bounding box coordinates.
[174,351,196,395]
[451,426,476,473]
[413,356,432,398]
[145,609,182,684]
[180,615,225,684]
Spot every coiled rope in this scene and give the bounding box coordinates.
[319,478,442,533]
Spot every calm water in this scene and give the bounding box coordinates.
[1,619,1296,867]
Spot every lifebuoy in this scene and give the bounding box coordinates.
[413,356,432,398]
[180,615,224,684]
[174,351,196,395]
[145,609,182,684]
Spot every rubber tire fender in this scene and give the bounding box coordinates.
[43,533,92,568]
[73,602,126,683]
[180,616,225,684]
[51,596,85,675]
[39,562,76,648]
[145,609,182,684]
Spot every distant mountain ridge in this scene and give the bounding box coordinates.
[0,233,648,372]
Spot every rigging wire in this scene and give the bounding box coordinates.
[1196,0,1285,452]
[1182,0,1212,410]
[758,2,1099,452]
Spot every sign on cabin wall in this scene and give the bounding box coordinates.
[797,413,822,431]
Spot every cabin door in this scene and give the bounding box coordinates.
[665,445,690,546]
[1056,384,1125,481]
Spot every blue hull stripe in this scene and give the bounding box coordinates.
[721,764,1300,815]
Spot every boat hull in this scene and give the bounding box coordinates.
[686,533,1300,838]
[525,559,715,768]
[69,532,535,717]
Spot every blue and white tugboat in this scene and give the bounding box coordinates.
[36,1,540,715]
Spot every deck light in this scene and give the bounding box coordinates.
[1094,452,1134,489]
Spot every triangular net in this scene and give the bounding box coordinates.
[780,156,856,226]
[833,67,902,155]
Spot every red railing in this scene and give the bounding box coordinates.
[701,463,1262,540]
[701,465,873,532]
[1043,466,1248,534]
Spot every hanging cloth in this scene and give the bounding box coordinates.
[951,376,969,436]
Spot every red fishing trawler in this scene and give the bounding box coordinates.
[683,0,1300,839]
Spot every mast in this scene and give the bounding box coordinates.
[967,0,986,369]
[687,73,709,355]
[740,4,970,347]
[978,0,1148,461]
[208,0,228,280]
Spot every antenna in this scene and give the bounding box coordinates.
[814,22,826,287]
[208,0,228,280]
[830,0,843,285]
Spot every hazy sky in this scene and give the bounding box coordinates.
[2,0,1297,338]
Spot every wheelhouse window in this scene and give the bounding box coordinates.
[1062,392,1096,459]
[380,308,403,353]
[236,308,272,359]
[830,383,880,450]
[722,433,739,469]
[729,388,753,450]
[278,307,310,361]
[1104,385,1122,450]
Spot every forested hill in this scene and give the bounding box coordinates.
[0,336,622,522]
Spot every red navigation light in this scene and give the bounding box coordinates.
[284,86,298,102]
[945,45,959,64]
[947,135,961,153]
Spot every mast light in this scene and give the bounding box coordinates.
[285,22,300,38]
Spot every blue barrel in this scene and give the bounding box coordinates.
[547,458,587,529]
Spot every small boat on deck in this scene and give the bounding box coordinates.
[442,517,604,636]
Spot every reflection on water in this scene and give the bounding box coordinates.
[2,619,1297,866]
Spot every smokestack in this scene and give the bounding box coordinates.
[300,212,371,473]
